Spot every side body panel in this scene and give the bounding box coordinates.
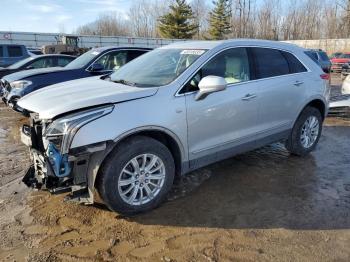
[184,82,259,162]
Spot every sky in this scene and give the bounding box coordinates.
[0,0,133,33]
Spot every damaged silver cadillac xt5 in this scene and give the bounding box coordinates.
[18,40,330,214]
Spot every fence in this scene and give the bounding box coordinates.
[0,31,186,49]
[284,39,350,54]
[1,31,350,54]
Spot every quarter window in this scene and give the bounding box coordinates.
[8,46,23,57]
[282,51,307,73]
[57,57,74,67]
[252,48,289,78]
[0,46,3,57]
[183,47,251,93]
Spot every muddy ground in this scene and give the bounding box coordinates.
[0,76,349,261]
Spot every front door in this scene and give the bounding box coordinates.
[183,47,260,168]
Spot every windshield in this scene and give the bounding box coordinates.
[339,54,350,59]
[7,57,35,69]
[64,49,100,69]
[110,48,207,87]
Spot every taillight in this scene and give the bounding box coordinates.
[320,74,330,80]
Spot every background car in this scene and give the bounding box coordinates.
[27,47,43,56]
[329,52,343,59]
[304,49,331,74]
[1,46,151,109]
[0,54,76,79]
[331,52,350,72]
[0,44,30,67]
[341,75,350,95]
[340,62,350,80]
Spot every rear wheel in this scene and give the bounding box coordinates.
[285,107,323,156]
[97,136,175,215]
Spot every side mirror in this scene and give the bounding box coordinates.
[195,76,227,101]
[90,63,104,72]
[25,66,34,70]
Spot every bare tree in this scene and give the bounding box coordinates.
[190,0,209,39]
[76,12,129,36]
[129,0,172,38]
[73,0,350,41]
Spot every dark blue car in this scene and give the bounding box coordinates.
[1,46,151,109]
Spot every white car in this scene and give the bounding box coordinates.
[18,39,330,214]
[342,75,350,95]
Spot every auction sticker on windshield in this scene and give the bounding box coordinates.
[180,50,206,55]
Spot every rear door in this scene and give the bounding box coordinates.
[250,47,308,139]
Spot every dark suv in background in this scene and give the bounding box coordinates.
[0,54,75,79]
[305,49,331,74]
[1,46,151,110]
[0,44,30,67]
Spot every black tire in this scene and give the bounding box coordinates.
[97,136,175,215]
[285,106,323,156]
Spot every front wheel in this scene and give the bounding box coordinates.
[97,136,175,215]
[285,107,323,156]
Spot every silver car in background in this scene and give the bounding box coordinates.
[18,39,330,214]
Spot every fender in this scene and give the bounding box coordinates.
[79,125,188,204]
[295,95,328,121]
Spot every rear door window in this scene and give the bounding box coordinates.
[57,57,74,67]
[8,46,23,57]
[252,48,289,78]
[282,51,307,73]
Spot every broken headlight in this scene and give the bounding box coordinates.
[10,80,32,89]
[44,105,114,154]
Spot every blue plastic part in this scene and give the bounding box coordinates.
[46,143,71,177]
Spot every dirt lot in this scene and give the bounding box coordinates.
[0,76,349,261]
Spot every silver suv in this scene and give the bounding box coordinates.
[18,40,330,214]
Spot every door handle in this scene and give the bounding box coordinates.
[241,93,257,101]
[294,80,304,86]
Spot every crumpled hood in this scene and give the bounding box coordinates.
[18,76,158,119]
[3,67,66,82]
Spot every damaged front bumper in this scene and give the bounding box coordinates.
[21,123,107,204]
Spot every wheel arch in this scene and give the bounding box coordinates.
[93,126,187,188]
[298,98,327,120]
